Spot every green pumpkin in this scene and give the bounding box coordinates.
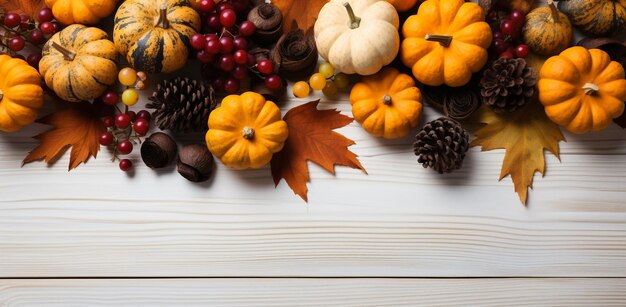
[113,0,201,74]
[559,0,626,36]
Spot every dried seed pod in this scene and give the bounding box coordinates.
[248,3,282,45]
[141,132,177,169]
[270,28,318,80]
[177,144,214,182]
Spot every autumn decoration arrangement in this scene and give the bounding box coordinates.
[1,0,625,205]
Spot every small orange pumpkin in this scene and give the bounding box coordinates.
[350,67,423,139]
[538,46,626,133]
[0,55,44,132]
[386,0,419,12]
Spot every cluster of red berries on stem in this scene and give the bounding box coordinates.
[191,0,283,94]
[486,9,529,59]
[0,8,61,68]
[99,107,152,172]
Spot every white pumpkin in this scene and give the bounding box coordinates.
[314,0,400,76]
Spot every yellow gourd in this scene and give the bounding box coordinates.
[206,92,289,169]
[45,0,117,25]
[0,55,44,132]
[538,46,626,133]
[400,0,492,87]
[350,67,423,139]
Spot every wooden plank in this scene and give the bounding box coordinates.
[1,278,624,306]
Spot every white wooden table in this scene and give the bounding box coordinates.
[1,1,626,305]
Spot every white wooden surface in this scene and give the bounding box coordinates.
[1,0,626,305]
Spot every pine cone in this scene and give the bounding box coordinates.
[479,57,537,113]
[147,77,216,132]
[414,117,470,174]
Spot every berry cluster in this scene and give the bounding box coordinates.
[191,0,283,94]
[0,8,61,68]
[97,67,150,172]
[292,62,350,98]
[486,9,529,59]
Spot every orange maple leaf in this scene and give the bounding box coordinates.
[23,102,105,171]
[271,0,327,31]
[0,0,46,19]
[271,100,366,202]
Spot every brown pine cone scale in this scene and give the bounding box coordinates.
[414,117,470,174]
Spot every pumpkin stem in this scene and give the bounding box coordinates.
[155,6,170,29]
[383,95,392,106]
[0,89,3,102]
[547,0,560,23]
[242,127,255,140]
[51,41,76,61]
[425,34,453,47]
[582,82,600,95]
[343,3,361,29]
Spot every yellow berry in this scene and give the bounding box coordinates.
[333,73,350,89]
[121,88,139,106]
[118,67,137,86]
[318,62,334,79]
[309,73,327,91]
[292,81,311,98]
[322,80,338,97]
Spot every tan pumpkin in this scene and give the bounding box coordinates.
[113,0,201,74]
[350,67,423,139]
[0,55,44,132]
[559,0,626,36]
[538,46,626,133]
[45,0,118,25]
[522,0,573,56]
[206,92,289,170]
[40,24,118,102]
[400,0,492,87]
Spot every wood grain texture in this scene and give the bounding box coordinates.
[1,278,625,306]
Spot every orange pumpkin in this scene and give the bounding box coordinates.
[0,55,44,132]
[386,0,419,12]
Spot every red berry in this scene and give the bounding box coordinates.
[198,0,215,12]
[126,111,137,122]
[133,118,150,136]
[212,77,226,92]
[514,44,529,58]
[499,51,515,59]
[102,116,115,128]
[119,159,133,172]
[26,53,42,68]
[233,50,248,65]
[264,74,282,91]
[217,2,234,12]
[196,49,214,63]
[219,54,236,71]
[510,10,525,26]
[205,39,221,54]
[190,33,206,50]
[102,91,119,106]
[40,21,54,34]
[28,29,45,45]
[224,77,240,94]
[232,0,249,14]
[117,140,133,155]
[37,8,54,23]
[239,20,256,36]
[219,36,234,53]
[115,114,131,129]
[51,22,61,33]
[99,132,114,146]
[8,37,25,51]
[206,14,222,32]
[233,65,249,80]
[220,9,236,28]
[136,110,151,121]
[493,31,504,40]
[233,36,248,51]
[500,20,516,36]
[492,39,509,54]
[257,59,274,75]
[247,54,257,66]
[205,34,219,42]
[3,13,21,28]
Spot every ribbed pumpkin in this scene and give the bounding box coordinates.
[559,0,626,36]
[522,0,573,56]
[45,0,117,25]
[40,24,118,102]
[400,0,492,87]
[0,55,44,132]
[113,0,201,74]
[386,0,419,12]
[538,47,626,134]
[350,67,423,139]
[206,92,289,170]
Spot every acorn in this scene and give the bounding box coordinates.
[141,132,177,169]
[177,144,214,182]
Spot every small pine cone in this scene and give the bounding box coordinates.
[147,77,217,132]
[479,57,537,113]
[414,117,470,174]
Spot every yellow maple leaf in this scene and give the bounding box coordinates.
[470,100,566,205]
